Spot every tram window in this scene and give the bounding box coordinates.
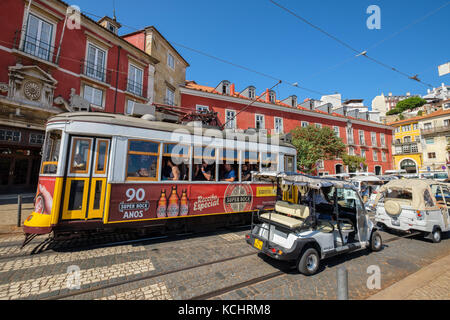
[68,180,85,211]
[261,152,277,171]
[41,130,62,174]
[70,138,92,174]
[126,140,159,180]
[162,143,189,181]
[219,149,238,182]
[243,151,259,181]
[95,139,109,174]
[193,146,215,181]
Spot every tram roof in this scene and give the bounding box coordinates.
[48,112,295,148]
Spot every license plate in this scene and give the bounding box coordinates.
[392,219,400,226]
[254,239,263,250]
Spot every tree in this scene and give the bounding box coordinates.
[386,97,427,116]
[342,154,367,172]
[290,125,346,173]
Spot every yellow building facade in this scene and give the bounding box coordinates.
[390,118,423,173]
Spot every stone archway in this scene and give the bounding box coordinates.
[400,159,418,173]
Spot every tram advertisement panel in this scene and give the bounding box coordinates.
[34,177,56,215]
[107,184,277,222]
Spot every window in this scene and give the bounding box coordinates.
[95,139,109,174]
[167,52,175,69]
[403,136,412,143]
[395,146,402,154]
[248,87,255,99]
[301,121,309,128]
[291,96,297,107]
[382,151,386,162]
[218,149,238,182]
[402,144,410,153]
[269,91,276,103]
[85,43,106,82]
[349,146,355,156]
[444,119,450,127]
[274,117,283,134]
[371,132,377,146]
[255,115,265,130]
[40,130,61,174]
[333,126,340,137]
[126,140,160,180]
[413,123,419,130]
[361,149,366,159]
[225,110,236,129]
[193,146,216,181]
[373,150,378,161]
[411,144,418,153]
[394,127,400,133]
[29,133,44,144]
[243,150,259,180]
[402,124,411,132]
[23,14,53,61]
[317,160,324,169]
[70,138,92,174]
[162,143,189,181]
[261,152,277,171]
[165,87,175,106]
[315,123,322,129]
[127,64,143,96]
[425,138,434,144]
[380,133,385,146]
[83,85,104,109]
[196,105,209,113]
[0,130,21,142]
[359,130,365,145]
[347,127,354,144]
[428,152,436,159]
[424,122,432,130]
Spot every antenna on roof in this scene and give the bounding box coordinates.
[113,0,117,21]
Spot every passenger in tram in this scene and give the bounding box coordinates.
[194,161,213,181]
[162,158,180,181]
[222,163,236,182]
[73,153,86,170]
[241,163,252,181]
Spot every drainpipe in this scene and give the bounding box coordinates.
[114,45,121,114]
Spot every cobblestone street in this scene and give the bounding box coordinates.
[0,226,448,300]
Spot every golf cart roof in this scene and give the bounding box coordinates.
[254,172,356,190]
[349,176,382,182]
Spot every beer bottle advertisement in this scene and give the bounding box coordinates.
[167,186,180,217]
[156,189,167,218]
[180,189,189,216]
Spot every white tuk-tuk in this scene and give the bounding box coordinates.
[374,179,450,243]
[246,172,382,275]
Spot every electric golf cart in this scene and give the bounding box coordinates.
[374,179,450,243]
[246,172,382,275]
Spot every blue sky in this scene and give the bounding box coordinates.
[73,0,449,107]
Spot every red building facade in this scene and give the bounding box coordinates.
[181,81,394,175]
[0,0,158,193]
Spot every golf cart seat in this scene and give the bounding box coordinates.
[275,201,310,219]
[259,201,310,230]
[331,221,354,231]
[260,212,304,229]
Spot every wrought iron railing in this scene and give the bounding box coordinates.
[126,79,144,97]
[81,60,111,84]
[13,30,57,63]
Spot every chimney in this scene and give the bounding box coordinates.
[230,83,235,96]
[265,89,270,103]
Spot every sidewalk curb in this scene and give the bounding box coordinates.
[367,253,450,300]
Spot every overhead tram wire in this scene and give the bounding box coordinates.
[79,9,350,105]
[308,1,450,80]
[269,0,437,88]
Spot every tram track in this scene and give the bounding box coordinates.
[43,230,419,301]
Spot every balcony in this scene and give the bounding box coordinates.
[80,60,111,85]
[13,30,58,66]
[393,142,420,155]
[421,125,450,137]
[126,79,144,98]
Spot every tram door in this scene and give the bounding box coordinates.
[61,136,110,220]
